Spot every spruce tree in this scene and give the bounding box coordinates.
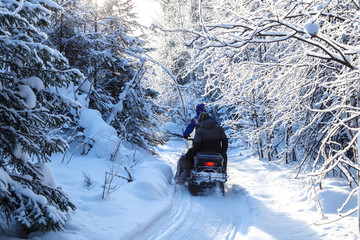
[48,0,164,150]
[0,0,80,234]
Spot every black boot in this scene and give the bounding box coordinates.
[180,169,190,180]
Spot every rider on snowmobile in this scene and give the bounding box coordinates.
[191,112,228,173]
[176,112,228,182]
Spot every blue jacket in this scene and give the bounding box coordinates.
[183,114,218,138]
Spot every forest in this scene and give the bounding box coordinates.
[1,0,360,236]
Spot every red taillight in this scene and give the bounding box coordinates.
[204,162,216,167]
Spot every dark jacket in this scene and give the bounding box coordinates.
[192,119,228,157]
[183,114,219,138]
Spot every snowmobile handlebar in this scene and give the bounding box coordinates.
[166,131,199,141]
[167,131,193,140]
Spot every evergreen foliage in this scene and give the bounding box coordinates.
[0,0,79,234]
[48,0,165,150]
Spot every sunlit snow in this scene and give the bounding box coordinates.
[1,123,357,240]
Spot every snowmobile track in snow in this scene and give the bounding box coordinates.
[131,179,252,240]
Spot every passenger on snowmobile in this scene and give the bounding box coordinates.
[183,103,218,139]
[175,112,228,183]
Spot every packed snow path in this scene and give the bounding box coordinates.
[131,140,252,240]
[2,125,358,240]
[4,138,356,240]
[131,140,337,240]
[132,183,250,240]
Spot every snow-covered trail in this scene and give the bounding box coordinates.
[132,139,330,240]
[2,129,358,239]
[131,184,251,240]
[131,140,252,240]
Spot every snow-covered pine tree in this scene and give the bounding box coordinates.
[0,0,80,234]
[48,0,91,70]
[49,0,164,150]
[99,0,165,149]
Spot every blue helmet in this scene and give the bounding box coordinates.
[195,103,206,115]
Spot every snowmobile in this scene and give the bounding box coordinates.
[175,151,227,196]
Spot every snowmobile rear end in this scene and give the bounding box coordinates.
[187,152,227,196]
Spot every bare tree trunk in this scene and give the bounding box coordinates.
[357,90,360,234]
[252,106,263,160]
[357,136,360,234]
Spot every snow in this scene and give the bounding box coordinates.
[50,84,84,109]
[79,109,119,158]
[18,84,36,109]
[12,143,29,163]
[304,20,319,37]
[19,77,44,91]
[0,169,48,207]
[0,168,12,192]
[14,58,23,68]
[35,162,57,188]
[316,4,325,11]
[79,80,91,92]
[1,125,358,239]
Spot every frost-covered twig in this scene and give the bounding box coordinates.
[338,187,359,215]
[0,0,24,16]
[310,178,325,218]
[62,135,96,164]
[314,208,357,226]
[144,54,188,121]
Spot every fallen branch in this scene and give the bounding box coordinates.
[314,208,357,226]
